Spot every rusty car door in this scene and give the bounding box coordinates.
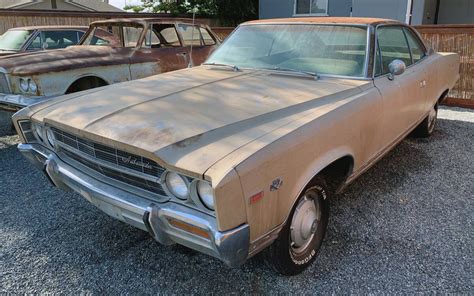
[373,25,427,147]
[177,24,219,66]
[129,24,189,80]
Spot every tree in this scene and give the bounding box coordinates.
[124,0,258,26]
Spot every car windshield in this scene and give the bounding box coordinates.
[206,24,368,77]
[81,24,143,47]
[0,30,33,51]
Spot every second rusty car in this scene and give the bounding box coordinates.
[0,18,220,111]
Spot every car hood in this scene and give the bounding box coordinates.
[30,66,368,178]
[0,46,129,75]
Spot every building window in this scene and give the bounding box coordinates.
[294,0,328,16]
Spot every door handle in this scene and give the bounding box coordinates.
[177,52,187,56]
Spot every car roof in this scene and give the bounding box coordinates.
[89,18,205,26]
[244,17,401,26]
[8,25,89,31]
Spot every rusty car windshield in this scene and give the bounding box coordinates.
[206,24,368,77]
[0,30,33,51]
[81,24,143,47]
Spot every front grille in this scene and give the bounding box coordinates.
[0,73,11,94]
[52,127,166,196]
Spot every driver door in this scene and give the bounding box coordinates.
[129,24,189,80]
[373,25,427,148]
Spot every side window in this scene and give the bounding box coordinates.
[199,27,216,45]
[27,33,42,50]
[42,30,81,49]
[178,24,202,46]
[376,26,412,75]
[404,28,426,63]
[144,24,181,48]
[123,26,143,47]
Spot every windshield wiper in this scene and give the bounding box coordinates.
[262,66,319,80]
[203,62,241,72]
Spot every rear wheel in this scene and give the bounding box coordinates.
[412,103,438,138]
[264,176,329,275]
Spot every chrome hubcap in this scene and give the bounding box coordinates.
[290,191,321,254]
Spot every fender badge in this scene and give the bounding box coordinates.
[270,178,283,191]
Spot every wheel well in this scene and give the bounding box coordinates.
[65,76,108,94]
[438,89,449,104]
[308,156,354,194]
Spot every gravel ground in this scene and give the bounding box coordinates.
[0,107,473,294]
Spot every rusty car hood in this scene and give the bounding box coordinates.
[30,66,370,178]
[0,46,130,75]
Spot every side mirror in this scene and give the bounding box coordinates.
[388,59,406,80]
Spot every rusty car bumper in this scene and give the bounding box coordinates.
[0,93,51,111]
[17,143,250,268]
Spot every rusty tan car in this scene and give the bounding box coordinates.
[12,17,459,275]
[0,18,220,111]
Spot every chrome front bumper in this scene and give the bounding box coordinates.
[18,143,250,268]
[0,93,51,111]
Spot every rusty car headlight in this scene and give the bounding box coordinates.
[165,172,189,200]
[197,181,215,210]
[28,79,37,94]
[19,78,29,93]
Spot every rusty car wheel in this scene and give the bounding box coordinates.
[264,176,329,275]
[413,103,438,138]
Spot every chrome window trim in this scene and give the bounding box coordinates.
[372,23,429,79]
[23,30,43,52]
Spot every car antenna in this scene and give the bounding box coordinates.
[188,8,197,68]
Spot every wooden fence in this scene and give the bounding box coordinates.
[415,25,474,109]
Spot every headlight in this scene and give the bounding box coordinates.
[19,78,29,93]
[197,181,214,210]
[46,128,55,147]
[165,172,189,200]
[32,122,43,142]
[28,79,37,93]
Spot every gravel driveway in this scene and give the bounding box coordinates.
[1,107,473,294]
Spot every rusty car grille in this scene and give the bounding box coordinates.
[51,127,166,196]
[0,73,11,94]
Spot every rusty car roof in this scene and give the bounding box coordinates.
[89,18,205,26]
[244,17,399,26]
[8,25,89,31]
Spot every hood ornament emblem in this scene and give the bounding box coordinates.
[120,156,153,169]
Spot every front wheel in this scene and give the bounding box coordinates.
[264,176,329,275]
[412,103,438,138]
